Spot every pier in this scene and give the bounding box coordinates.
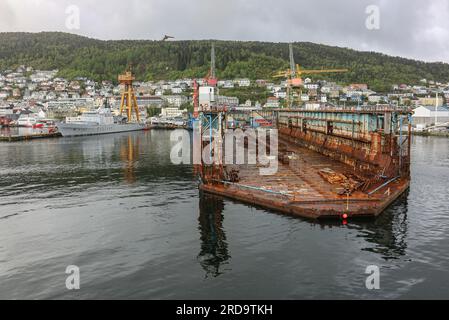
[0,130,61,142]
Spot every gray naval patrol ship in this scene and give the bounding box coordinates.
[57,107,144,137]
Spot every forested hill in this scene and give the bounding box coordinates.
[1,32,448,91]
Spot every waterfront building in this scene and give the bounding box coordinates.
[160,107,185,118]
[136,96,165,108]
[217,95,239,106]
[412,105,449,126]
[264,97,280,108]
[162,95,188,107]
[234,78,251,87]
[415,96,444,108]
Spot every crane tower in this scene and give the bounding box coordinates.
[118,70,140,122]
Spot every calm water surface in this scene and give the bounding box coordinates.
[0,130,448,299]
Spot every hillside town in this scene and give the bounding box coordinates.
[1,65,449,130]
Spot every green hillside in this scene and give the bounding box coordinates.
[1,32,448,92]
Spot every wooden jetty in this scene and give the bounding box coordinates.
[0,132,61,142]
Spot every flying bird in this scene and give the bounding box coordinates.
[162,35,174,41]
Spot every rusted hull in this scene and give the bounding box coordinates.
[200,180,409,219]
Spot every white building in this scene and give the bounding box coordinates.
[199,86,216,111]
[304,103,321,110]
[162,95,188,107]
[275,91,287,99]
[265,97,280,108]
[368,95,382,103]
[412,106,449,126]
[171,87,183,94]
[0,91,9,99]
[30,70,58,83]
[160,107,184,118]
[217,95,239,106]
[304,83,319,90]
[235,79,251,87]
[271,85,283,93]
[218,80,235,89]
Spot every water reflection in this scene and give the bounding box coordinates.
[197,192,230,278]
[357,192,409,260]
[120,135,140,184]
[75,133,142,184]
[316,192,409,261]
[2,130,448,299]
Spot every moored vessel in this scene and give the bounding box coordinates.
[57,107,144,137]
[58,69,147,137]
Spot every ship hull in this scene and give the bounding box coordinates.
[57,122,145,137]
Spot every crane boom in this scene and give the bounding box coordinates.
[289,44,296,77]
[205,42,218,86]
[211,43,216,79]
[272,43,349,108]
[298,67,349,75]
[306,69,348,73]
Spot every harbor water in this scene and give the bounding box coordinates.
[0,130,448,299]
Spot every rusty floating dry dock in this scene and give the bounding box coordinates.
[200,140,409,219]
[196,105,412,220]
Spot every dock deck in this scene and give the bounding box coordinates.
[200,137,409,219]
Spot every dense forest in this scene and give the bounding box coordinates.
[1,32,449,92]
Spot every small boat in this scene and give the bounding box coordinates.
[17,116,37,127]
[0,116,12,127]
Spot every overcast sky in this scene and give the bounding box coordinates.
[1,0,449,63]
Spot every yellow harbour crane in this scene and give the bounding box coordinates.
[118,69,140,122]
[273,64,349,85]
[273,44,348,107]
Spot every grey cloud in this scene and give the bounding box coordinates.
[0,0,16,26]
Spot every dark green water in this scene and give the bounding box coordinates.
[0,130,448,299]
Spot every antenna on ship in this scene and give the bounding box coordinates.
[104,96,110,109]
[118,65,140,123]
